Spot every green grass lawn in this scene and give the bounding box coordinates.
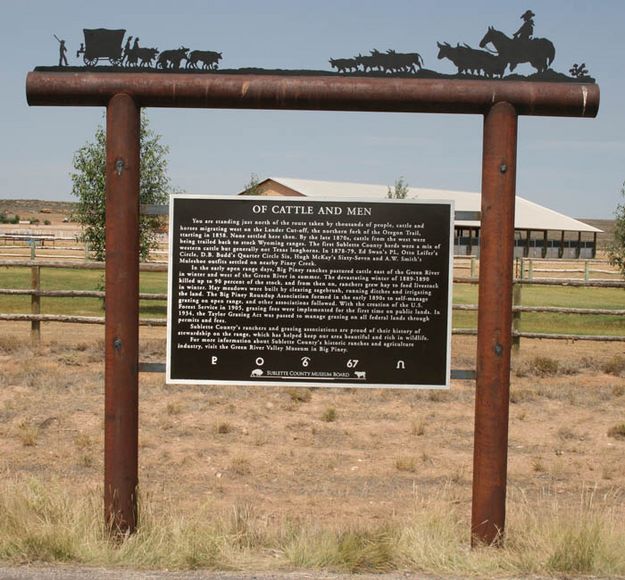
[0,267,167,318]
[453,283,625,336]
[1,267,624,335]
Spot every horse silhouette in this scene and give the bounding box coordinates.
[479,26,555,73]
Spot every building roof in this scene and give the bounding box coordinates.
[257,177,601,233]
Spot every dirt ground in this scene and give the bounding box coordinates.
[0,200,76,226]
[1,321,624,527]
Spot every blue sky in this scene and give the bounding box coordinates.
[1,0,624,218]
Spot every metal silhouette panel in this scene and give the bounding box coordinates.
[43,9,595,83]
[167,196,454,389]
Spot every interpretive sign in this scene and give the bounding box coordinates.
[167,196,453,388]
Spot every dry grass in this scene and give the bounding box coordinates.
[0,478,624,575]
[16,420,39,447]
[411,418,425,436]
[1,326,625,574]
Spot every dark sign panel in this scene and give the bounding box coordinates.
[167,196,453,388]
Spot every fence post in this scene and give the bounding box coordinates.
[31,261,40,344]
[472,101,517,546]
[528,259,534,280]
[512,282,521,353]
[584,260,590,282]
[471,256,477,278]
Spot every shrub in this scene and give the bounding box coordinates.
[286,388,312,403]
[528,356,560,377]
[510,387,536,404]
[321,407,337,422]
[603,355,625,376]
[215,422,233,434]
[395,457,417,472]
[607,423,625,440]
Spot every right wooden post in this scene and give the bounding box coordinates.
[472,101,518,546]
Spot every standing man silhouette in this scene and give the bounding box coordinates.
[513,10,535,41]
[54,34,68,66]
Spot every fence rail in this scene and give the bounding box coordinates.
[1,258,624,345]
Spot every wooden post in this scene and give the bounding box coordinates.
[542,230,548,258]
[559,230,565,259]
[471,255,477,278]
[512,282,522,353]
[576,231,582,259]
[524,229,531,257]
[104,93,141,535]
[472,101,517,546]
[592,232,597,259]
[31,263,41,344]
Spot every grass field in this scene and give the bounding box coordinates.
[453,283,625,336]
[2,266,624,336]
[1,328,624,575]
[0,267,167,318]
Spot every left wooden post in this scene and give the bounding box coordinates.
[31,246,41,344]
[104,93,140,534]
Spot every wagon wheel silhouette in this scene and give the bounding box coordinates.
[83,55,98,67]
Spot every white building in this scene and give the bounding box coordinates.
[240,177,601,259]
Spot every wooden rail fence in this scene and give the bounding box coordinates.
[1,258,624,346]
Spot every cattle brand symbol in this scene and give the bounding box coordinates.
[42,10,594,83]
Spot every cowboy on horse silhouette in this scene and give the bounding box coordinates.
[479,9,554,73]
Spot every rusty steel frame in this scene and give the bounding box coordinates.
[27,71,598,117]
[26,71,599,543]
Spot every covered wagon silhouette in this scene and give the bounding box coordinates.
[77,28,125,67]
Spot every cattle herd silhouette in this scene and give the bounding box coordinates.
[48,11,593,82]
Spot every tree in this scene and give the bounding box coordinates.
[70,112,175,261]
[387,176,409,199]
[608,182,625,277]
[240,172,263,196]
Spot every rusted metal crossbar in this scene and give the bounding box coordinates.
[27,72,598,117]
[26,71,599,543]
